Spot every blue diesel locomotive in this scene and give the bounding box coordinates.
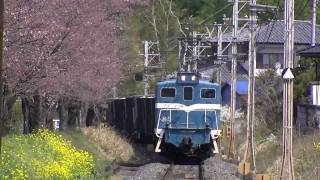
[154,72,221,155]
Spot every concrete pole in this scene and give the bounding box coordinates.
[311,0,317,46]
[112,87,117,98]
[244,0,257,173]
[217,25,223,85]
[0,0,4,156]
[280,0,295,179]
[143,41,149,96]
[228,0,238,160]
[192,31,198,72]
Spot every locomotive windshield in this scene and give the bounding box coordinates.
[201,89,215,99]
[161,88,175,98]
[184,87,193,100]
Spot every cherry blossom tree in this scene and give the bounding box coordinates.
[4,0,148,132]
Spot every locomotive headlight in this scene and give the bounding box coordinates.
[191,75,196,81]
[181,75,186,81]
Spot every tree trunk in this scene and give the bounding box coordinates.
[67,104,78,127]
[22,96,41,133]
[79,103,88,127]
[39,102,54,129]
[58,99,69,130]
[93,104,101,125]
[30,95,40,131]
[39,97,47,128]
[3,95,16,133]
[22,97,31,134]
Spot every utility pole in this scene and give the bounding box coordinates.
[217,24,223,85]
[0,0,4,156]
[228,0,238,160]
[311,0,317,46]
[192,31,199,72]
[141,40,161,96]
[238,2,277,175]
[143,40,149,96]
[112,87,117,98]
[280,0,295,179]
[243,0,257,173]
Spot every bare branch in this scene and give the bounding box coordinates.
[169,0,186,37]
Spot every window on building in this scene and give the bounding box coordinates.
[201,89,216,99]
[184,87,193,100]
[161,88,175,98]
[268,54,279,68]
[256,53,281,69]
[256,53,264,69]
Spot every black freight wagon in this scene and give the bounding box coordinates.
[106,96,155,143]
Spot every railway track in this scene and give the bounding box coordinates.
[162,161,205,180]
[111,155,240,179]
[113,164,141,177]
[199,162,205,180]
[112,160,206,180]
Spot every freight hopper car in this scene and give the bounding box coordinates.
[106,97,155,143]
[154,72,221,155]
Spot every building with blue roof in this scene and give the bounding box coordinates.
[221,80,248,109]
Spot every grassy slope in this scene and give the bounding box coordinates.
[254,131,320,179]
[58,130,113,179]
[221,121,320,179]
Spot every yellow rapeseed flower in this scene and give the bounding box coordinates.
[0,129,95,179]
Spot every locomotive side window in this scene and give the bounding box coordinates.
[201,89,215,99]
[161,88,175,98]
[184,87,193,100]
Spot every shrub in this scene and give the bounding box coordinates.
[0,129,95,179]
[81,126,134,162]
[314,142,320,153]
[254,70,282,132]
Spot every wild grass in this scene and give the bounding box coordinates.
[80,126,135,162]
[58,129,113,179]
[253,131,320,179]
[293,132,320,179]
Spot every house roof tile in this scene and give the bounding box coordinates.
[298,45,320,57]
[210,20,320,45]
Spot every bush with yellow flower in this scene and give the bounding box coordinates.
[315,142,320,153]
[0,129,95,179]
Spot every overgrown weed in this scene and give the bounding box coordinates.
[81,126,134,162]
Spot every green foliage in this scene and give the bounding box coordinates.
[0,130,96,179]
[121,0,182,96]
[254,70,282,131]
[293,58,319,104]
[256,0,320,22]
[120,0,230,96]
[5,99,23,134]
[175,0,231,24]
[121,0,320,96]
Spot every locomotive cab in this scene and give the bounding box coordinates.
[154,72,221,155]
